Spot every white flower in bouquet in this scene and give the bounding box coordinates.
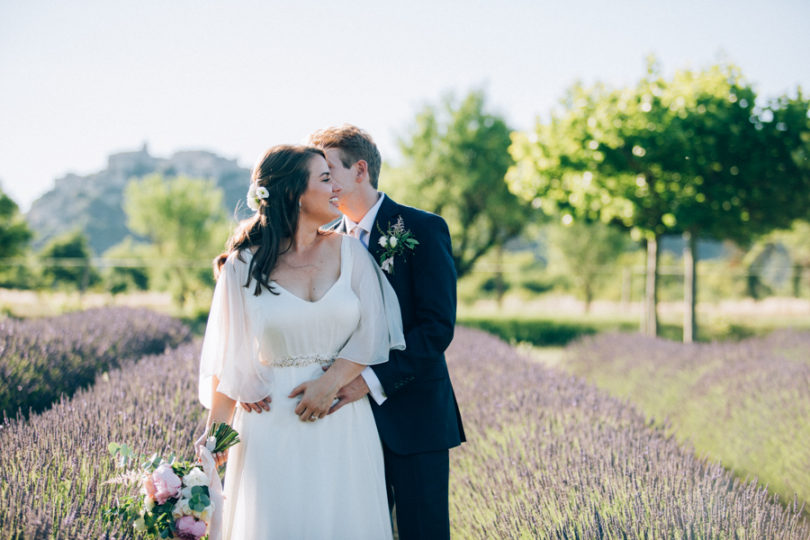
[183,467,208,488]
[200,505,213,522]
[378,236,388,248]
[133,517,147,533]
[381,257,394,273]
[172,497,192,519]
[388,236,398,248]
[143,495,155,512]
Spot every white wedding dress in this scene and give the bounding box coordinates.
[199,235,404,540]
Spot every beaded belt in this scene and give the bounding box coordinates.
[273,354,336,368]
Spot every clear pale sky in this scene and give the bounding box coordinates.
[1,0,809,211]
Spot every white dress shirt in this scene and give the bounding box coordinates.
[341,193,388,405]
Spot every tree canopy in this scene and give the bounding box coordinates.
[508,59,810,338]
[389,90,532,278]
[39,230,98,291]
[0,188,32,260]
[123,174,230,307]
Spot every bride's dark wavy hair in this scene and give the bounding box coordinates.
[214,144,325,296]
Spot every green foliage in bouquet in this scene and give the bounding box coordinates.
[103,423,239,539]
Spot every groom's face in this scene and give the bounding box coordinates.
[323,148,358,212]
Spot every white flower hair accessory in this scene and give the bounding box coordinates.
[247,183,270,211]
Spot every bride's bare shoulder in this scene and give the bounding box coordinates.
[320,229,344,247]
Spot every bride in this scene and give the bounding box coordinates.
[196,144,404,539]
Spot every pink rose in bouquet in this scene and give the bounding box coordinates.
[152,463,182,504]
[104,423,240,539]
[143,475,157,500]
[175,515,208,539]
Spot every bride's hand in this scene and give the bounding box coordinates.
[289,377,338,422]
[194,431,229,468]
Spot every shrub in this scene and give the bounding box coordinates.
[0,307,190,418]
[459,315,637,346]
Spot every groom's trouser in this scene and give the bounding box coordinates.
[383,444,450,540]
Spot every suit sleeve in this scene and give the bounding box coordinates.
[371,213,457,396]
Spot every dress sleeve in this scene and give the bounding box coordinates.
[198,251,273,409]
[337,237,406,365]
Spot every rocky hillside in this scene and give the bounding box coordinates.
[26,145,251,254]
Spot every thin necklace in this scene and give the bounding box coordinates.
[280,257,316,269]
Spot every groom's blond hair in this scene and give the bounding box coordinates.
[309,125,382,189]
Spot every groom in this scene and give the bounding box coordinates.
[310,124,465,539]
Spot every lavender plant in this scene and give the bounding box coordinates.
[563,330,810,511]
[0,343,206,539]
[0,326,807,538]
[0,307,191,418]
[447,328,809,538]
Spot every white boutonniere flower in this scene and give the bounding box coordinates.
[376,217,419,274]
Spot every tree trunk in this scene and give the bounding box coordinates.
[683,231,697,343]
[792,264,802,298]
[621,266,632,305]
[643,234,659,337]
[494,244,505,310]
[584,283,592,314]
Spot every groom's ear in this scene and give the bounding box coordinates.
[354,160,369,183]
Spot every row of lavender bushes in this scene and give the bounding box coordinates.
[446,328,808,538]
[0,343,206,539]
[0,307,191,419]
[1,325,807,538]
[563,329,810,511]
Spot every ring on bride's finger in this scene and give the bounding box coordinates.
[309,415,317,422]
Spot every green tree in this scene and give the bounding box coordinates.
[390,90,532,278]
[549,220,630,312]
[39,230,99,291]
[508,59,810,340]
[102,237,151,295]
[124,174,230,308]
[0,187,33,286]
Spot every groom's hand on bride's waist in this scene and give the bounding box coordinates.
[328,375,370,415]
[239,395,272,413]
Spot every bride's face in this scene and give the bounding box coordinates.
[299,154,340,224]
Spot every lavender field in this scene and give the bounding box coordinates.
[0,317,808,538]
[0,343,206,538]
[447,329,809,538]
[565,330,810,511]
[0,308,191,418]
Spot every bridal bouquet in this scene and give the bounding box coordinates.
[103,423,239,540]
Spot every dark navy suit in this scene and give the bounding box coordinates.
[338,194,465,539]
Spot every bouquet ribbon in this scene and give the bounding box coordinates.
[198,446,224,540]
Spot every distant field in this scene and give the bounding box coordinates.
[0,289,175,318]
[5,288,810,342]
[459,294,810,343]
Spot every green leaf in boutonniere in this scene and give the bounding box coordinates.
[376,216,419,274]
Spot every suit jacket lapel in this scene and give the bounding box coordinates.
[368,195,400,261]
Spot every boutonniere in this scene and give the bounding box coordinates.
[376,216,419,274]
